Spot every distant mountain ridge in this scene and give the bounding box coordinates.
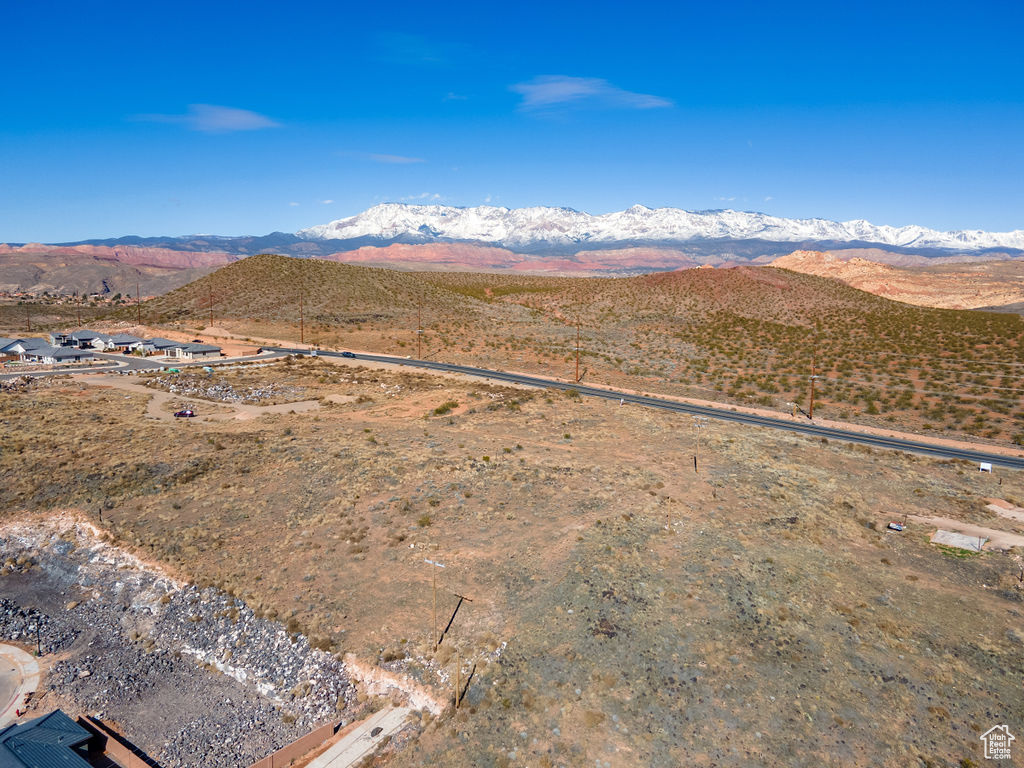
[6,205,1023,295]
[299,203,1024,252]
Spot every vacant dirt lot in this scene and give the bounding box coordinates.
[2,358,1022,767]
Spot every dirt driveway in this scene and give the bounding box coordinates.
[79,375,323,422]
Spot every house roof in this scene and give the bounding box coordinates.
[143,337,180,348]
[180,343,221,353]
[0,709,93,768]
[0,338,21,352]
[69,330,102,341]
[52,348,94,360]
[108,333,143,344]
[14,338,53,352]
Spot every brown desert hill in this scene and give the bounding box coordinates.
[118,254,1024,443]
[134,252,497,328]
[771,249,1024,310]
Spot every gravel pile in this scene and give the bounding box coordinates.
[0,598,79,653]
[0,375,37,393]
[0,522,357,767]
[149,373,302,405]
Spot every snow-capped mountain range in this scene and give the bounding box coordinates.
[299,203,1024,252]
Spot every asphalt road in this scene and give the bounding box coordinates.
[267,347,1024,470]
[6,345,1023,469]
[0,350,283,382]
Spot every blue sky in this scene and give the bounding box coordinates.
[2,0,1022,241]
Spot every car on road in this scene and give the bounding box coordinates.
[174,409,195,418]
[341,351,356,358]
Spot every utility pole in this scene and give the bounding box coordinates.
[299,294,304,345]
[455,648,461,708]
[808,355,820,420]
[76,301,81,328]
[575,323,580,383]
[26,305,31,333]
[425,559,446,649]
[136,278,142,327]
[417,307,423,359]
[693,416,709,473]
[207,284,214,329]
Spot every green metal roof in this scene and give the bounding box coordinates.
[0,710,93,768]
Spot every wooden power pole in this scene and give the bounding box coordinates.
[417,307,423,359]
[693,416,709,473]
[136,278,142,327]
[455,648,461,708]
[26,306,31,334]
[425,559,446,648]
[808,355,820,420]
[299,294,304,345]
[575,323,580,383]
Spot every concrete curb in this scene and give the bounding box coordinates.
[0,644,41,728]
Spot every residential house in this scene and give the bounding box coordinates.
[52,347,96,363]
[0,338,19,361]
[69,330,110,350]
[107,333,144,353]
[0,338,58,363]
[171,342,222,360]
[0,338,95,364]
[47,332,72,347]
[138,337,181,356]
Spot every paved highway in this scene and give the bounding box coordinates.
[0,350,283,382]
[267,347,1024,470]
[6,344,1022,469]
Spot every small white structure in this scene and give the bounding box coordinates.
[979,462,992,473]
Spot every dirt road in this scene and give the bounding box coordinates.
[901,514,1024,551]
[80,375,323,422]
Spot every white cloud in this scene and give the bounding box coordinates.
[289,201,300,207]
[136,104,279,133]
[401,192,442,201]
[764,196,774,202]
[715,196,737,202]
[321,199,334,204]
[369,153,425,164]
[510,75,672,111]
[444,92,468,101]
[484,195,492,203]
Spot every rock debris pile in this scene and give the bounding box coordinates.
[149,373,302,404]
[0,598,79,653]
[0,520,356,768]
[0,376,38,394]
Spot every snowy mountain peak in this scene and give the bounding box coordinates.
[297,204,1024,252]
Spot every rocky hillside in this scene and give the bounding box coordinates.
[0,244,233,295]
[771,250,1024,309]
